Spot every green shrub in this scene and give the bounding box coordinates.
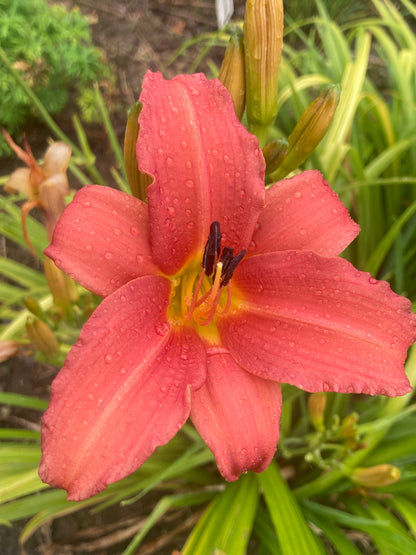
[0,0,111,154]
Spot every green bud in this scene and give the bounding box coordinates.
[26,317,59,358]
[44,257,78,312]
[219,30,246,120]
[244,0,284,144]
[307,392,327,432]
[124,101,152,201]
[263,138,289,176]
[271,84,340,181]
[24,296,46,320]
[351,464,401,488]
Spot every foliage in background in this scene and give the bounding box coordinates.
[0,0,112,155]
[1,0,416,553]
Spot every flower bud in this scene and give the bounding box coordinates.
[44,257,79,310]
[26,317,59,358]
[271,84,340,181]
[219,30,246,120]
[340,412,359,439]
[307,392,327,432]
[0,340,18,362]
[351,464,401,488]
[244,0,284,143]
[263,138,289,176]
[124,101,152,201]
[24,296,46,320]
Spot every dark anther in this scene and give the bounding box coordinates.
[219,246,234,276]
[220,249,246,286]
[202,221,246,286]
[202,221,222,276]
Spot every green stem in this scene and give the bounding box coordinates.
[94,84,128,183]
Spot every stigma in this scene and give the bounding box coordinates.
[186,222,246,326]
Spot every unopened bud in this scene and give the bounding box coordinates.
[351,464,401,488]
[0,340,18,362]
[307,392,327,432]
[271,84,340,181]
[219,30,246,120]
[124,101,152,201]
[340,412,359,439]
[263,138,289,176]
[24,296,46,320]
[44,257,79,310]
[26,317,59,358]
[244,0,284,143]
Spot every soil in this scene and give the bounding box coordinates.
[1,1,245,554]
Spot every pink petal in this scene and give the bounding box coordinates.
[219,251,416,396]
[250,171,360,256]
[45,185,159,297]
[39,275,206,501]
[191,347,281,481]
[138,71,265,275]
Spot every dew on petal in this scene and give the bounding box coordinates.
[154,322,169,336]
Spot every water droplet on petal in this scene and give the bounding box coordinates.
[104,353,112,363]
[155,322,169,336]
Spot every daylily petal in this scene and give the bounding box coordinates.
[39,275,206,501]
[138,71,265,275]
[191,348,281,481]
[219,251,415,396]
[45,185,159,297]
[42,142,71,177]
[251,171,360,256]
[4,168,32,196]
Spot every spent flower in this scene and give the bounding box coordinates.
[39,72,415,501]
[2,129,71,254]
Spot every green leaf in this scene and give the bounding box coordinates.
[303,507,362,555]
[258,462,325,555]
[389,495,416,537]
[0,256,46,290]
[182,474,259,555]
[0,392,48,411]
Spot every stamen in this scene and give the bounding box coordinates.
[220,249,246,286]
[185,221,246,325]
[202,221,221,276]
[193,261,223,326]
[185,269,206,321]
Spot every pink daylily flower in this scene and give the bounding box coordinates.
[39,71,416,501]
